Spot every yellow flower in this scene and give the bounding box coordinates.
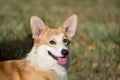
[88,45,96,51]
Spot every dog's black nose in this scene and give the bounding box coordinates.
[61,49,69,56]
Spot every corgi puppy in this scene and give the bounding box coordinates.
[0,15,78,80]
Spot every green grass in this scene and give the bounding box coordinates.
[0,0,120,80]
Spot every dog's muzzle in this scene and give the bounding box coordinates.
[61,49,69,56]
[48,51,58,60]
[48,50,68,65]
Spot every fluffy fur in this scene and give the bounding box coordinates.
[0,15,78,80]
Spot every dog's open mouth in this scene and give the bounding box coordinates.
[48,51,67,65]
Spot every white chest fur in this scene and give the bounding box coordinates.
[26,46,68,80]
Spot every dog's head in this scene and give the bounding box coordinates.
[30,15,78,65]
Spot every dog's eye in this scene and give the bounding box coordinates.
[63,39,68,43]
[49,40,56,44]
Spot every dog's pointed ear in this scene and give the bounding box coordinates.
[30,16,46,39]
[62,15,78,40]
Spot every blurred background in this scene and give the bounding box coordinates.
[0,0,120,80]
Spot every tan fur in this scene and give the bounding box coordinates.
[0,28,65,80]
[34,27,67,48]
[0,15,78,80]
[0,25,65,80]
[0,59,62,80]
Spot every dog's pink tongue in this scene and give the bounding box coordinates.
[58,57,67,65]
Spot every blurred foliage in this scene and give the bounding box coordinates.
[0,0,120,80]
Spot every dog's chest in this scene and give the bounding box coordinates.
[52,65,68,80]
[27,64,68,80]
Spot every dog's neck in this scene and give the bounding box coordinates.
[26,46,68,80]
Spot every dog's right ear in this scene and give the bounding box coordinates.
[30,16,46,39]
[61,15,78,40]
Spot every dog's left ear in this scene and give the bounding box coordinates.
[62,15,78,39]
[30,16,46,39]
